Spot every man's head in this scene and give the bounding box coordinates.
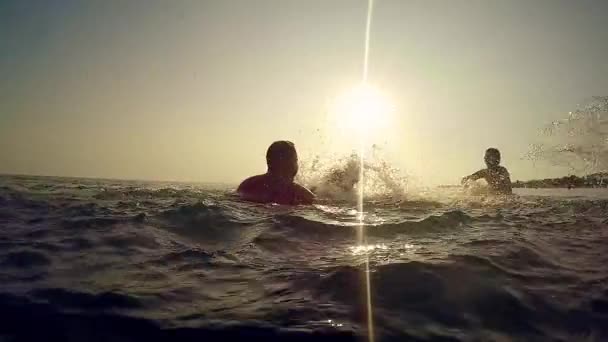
[484,148,501,167]
[266,141,298,180]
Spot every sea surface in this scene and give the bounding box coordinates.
[1,174,608,341]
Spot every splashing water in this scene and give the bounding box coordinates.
[527,96,608,175]
[297,151,408,202]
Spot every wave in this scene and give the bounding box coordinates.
[369,210,472,235]
[157,202,256,228]
[0,288,358,341]
[0,186,55,213]
[1,250,52,268]
[314,257,608,340]
[30,288,142,310]
[93,187,209,200]
[271,210,472,240]
[2,176,608,341]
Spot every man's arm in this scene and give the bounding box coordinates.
[462,169,487,184]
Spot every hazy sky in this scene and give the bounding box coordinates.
[1,0,607,185]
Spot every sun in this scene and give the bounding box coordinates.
[330,83,394,143]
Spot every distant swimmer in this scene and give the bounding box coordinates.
[462,148,513,195]
[237,141,315,205]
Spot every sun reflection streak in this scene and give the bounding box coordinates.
[360,1,375,341]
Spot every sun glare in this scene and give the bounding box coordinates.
[330,83,394,142]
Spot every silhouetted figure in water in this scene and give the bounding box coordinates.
[238,141,315,205]
[462,148,513,195]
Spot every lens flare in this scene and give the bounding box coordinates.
[359,1,375,341]
[330,83,394,142]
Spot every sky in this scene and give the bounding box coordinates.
[1,0,608,185]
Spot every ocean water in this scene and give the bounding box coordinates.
[1,174,608,341]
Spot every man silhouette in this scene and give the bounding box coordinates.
[237,141,315,205]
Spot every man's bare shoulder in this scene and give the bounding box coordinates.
[237,175,314,205]
[237,174,268,193]
[292,183,315,204]
[498,166,510,175]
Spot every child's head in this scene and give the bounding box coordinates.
[484,148,501,167]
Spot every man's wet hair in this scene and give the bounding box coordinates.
[266,141,296,168]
